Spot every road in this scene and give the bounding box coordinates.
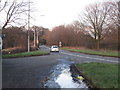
[2,45,119,88]
[40,45,118,64]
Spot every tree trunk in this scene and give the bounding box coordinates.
[96,39,100,50]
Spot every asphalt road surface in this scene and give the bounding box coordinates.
[40,45,118,64]
[2,45,119,88]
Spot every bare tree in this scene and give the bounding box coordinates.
[70,21,88,46]
[108,1,119,31]
[0,0,28,30]
[118,1,120,50]
[82,2,114,49]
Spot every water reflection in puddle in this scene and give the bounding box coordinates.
[44,58,88,88]
[56,68,87,88]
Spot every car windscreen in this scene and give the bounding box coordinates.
[53,46,58,48]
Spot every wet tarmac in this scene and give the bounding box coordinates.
[44,57,88,88]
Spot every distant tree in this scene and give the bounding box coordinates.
[118,1,120,50]
[3,27,27,49]
[100,1,119,50]
[69,21,88,46]
[31,26,48,46]
[45,24,89,47]
[81,2,116,50]
[101,29,118,50]
[44,25,70,46]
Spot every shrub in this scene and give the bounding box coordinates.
[2,46,38,55]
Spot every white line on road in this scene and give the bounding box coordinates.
[60,52,118,63]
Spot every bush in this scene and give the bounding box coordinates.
[2,46,38,55]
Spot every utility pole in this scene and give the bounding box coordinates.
[33,18,36,47]
[27,0,30,52]
[36,30,39,47]
[0,27,2,51]
[0,26,2,90]
[33,26,36,47]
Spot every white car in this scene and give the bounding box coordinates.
[50,45,59,52]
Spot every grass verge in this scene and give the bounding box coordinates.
[76,62,118,88]
[62,48,119,57]
[2,50,50,58]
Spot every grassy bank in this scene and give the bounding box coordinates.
[76,63,118,88]
[62,47,119,57]
[2,50,50,58]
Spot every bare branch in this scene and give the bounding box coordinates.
[1,0,29,30]
[79,1,117,49]
[0,0,7,12]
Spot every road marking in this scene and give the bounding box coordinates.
[60,52,118,63]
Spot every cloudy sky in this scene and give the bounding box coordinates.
[0,0,110,29]
[31,0,102,29]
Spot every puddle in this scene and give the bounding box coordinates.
[55,68,87,88]
[44,58,88,88]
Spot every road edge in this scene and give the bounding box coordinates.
[61,48,119,58]
[2,53,50,59]
[70,64,97,88]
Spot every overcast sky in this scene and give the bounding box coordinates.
[0,0,111,29]
[31,0,103,29]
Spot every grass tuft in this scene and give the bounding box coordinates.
[76,63,118,88]
[2,50,50,58]
[62,48,119,57]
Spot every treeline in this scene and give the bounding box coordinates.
[3,26,48,49]
[2,1,119,50]
[45,24,93,48]
[44,24,118,50]
[44,1,119,50]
